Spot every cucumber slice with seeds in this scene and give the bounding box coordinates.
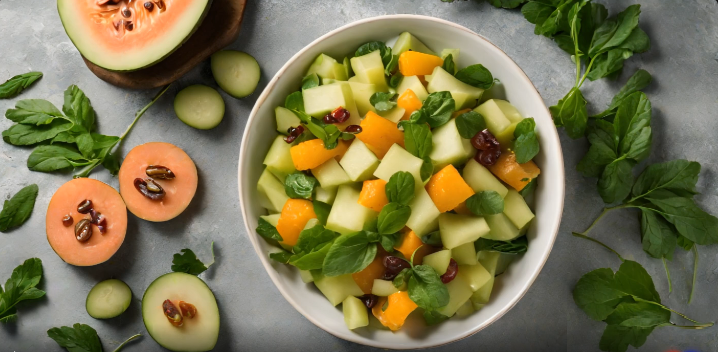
[174,85,225,130]
[211,50,261,98]
[86,279,132,319]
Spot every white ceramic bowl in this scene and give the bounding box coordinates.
[238,14,565,350]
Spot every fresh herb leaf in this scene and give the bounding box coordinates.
[301,74,320,90]
[389,73,403,88]
[0,258,45,323]
[0,72,42,99]
[514,117,536,137]
[385,55,399,76]
[597,158,634,204]
[423,310,451,325]
[519,177,538,198]
[455,111,486,139]
[47,323,102,352]
[455,64,494,89]
[487,0,527,9]
[355,41,393,66]
[289,241,334,270]
[630,160,700,200]
[27,145,90,172]
[420,157,434,182]
[269,250,293,264]
[369,92,397,112]
[379,233,401,253]
[421,91,455,128]
[588,5,641,57]
[639,210,677,260]
[466,191,504,216]
[63,85,95,134]
[593,70,652,119]
[171,242,216,276]
[312,200,331,225]
[441,54,455,75]
[513,118,539,163]
[256,218,283,241]
[598,323,653,352]
[377,203,412,235]
[643,197,718,246]
[549,87,588,139]
[408,265,450,311]
[0,184,39,232]
[475,236,528,254]
[285,91,305,111]
[293,224,338,255]
[322,231,378,276]
[585,48,632,81]
[420,231,443,247]
[393,268,412,290]
[402,123,433,159]
[2,119,73,146]
[5,99,63,125]
[385,171,415,205]
[284,172,318,199]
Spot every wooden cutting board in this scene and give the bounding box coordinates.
[83,0,248,90]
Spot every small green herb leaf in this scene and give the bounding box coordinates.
[377,203,412,235]
[402,123,433,159]
[644,197,718,246]
[312,200,331,225]
[597,158,634,204]
[379,233,401,253]
[639,210,677,260]
[421,91,455,128]
[47,323,102,352]
[441,54,455,75]
[408,265,450,311]
[27,145,90,172]
[466,191,504,216]
[322,231,378,276]
[393,268,412,290]
[631,160,700,200]
[171,242,215,276]
[549,87,588,139]
[256,218,283,242]
[355,41,392,66]
[455,111,486,139]
[593,69,652,118]
[269,250,293,264]
[475,236,528,254]
[284,172,318,199]
[513,118,540,163]
[385,171,415,205]
[369,92,397,112]
[0,72,42,99]
[2,119,73,146]
[301,74,320,90]
[63,85,95,133]
[5,99,63,125]
[0,184,39,232]
[293,223,338,255]
[455,64,494,90]
[420,231,442,248]
[285,91,305,112]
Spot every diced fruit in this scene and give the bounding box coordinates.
[315,185,338,204]
[276,199,317,246]
[462,159,509,198]
[439,213,490,249]
[406,188,441,236]
[339,139,380,182]
[453,202,473,216]
[275,106,301,135]
[494,254,515,276]
[437,275,473,317]
[474,99,512,136]
[263,135,297,182]
[260,214,280,226]
[484,213,523,241]
[343,296,369,330]
[373,144,424,188]
[504,189,535,229]
[352,254,385,294]
[378,106,406,123]
[452,242,478,266]
[86,279,132,319]
[496,122,518,147]
[397,89,422,120]
[311,158,352,188]
[470,277,494,306]
[210,50,261,98]
[307,54,348,81]
[303,83,360,128]
[350,51,388,92]
[455,300,475,317]
[290,139,350,170]
[327,185,377,235]
[428,67,484,110]
[257,169,290,213]
[458,264,492,291]
[397,75,429,101]
[300,270,314,283]
[488,152,541,191]
[392,32,436,56]
[356,111,404,159]
[142,273,220,352]
[493,99,523,123]
[313,272,364,306]
[423,250,451,275]
[348,81,378,117]
[398,51,444,76]
[174,85,225,130]
[425,165,475,213]
[428,118,475,170]
[46,178,127,266]
[358,179,389,212]
[394,230,433,265]
[440,49,460,73]
[371,291,418,331]
[371,279,399,296]
[478,251,501,275]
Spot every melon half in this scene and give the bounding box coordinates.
[58,0,212,71]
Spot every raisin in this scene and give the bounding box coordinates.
[382,256,410,280]
[323,114,337,124]
[440,259,458,284]
[476,148,501,167]
[344,125,362,134]
[471,129,500,151]
[283,125,305,143]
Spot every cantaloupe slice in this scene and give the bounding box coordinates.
[290,139,350,170]
[276,199,317,247]
[119,142,198,222]
[398,51,444,76]
[394,229,433,265]
[425,165,475,213]
[46,178,127,266]
[397,89,422,120]
[372,291,418,331]
[357,179,389,212]
[488,152,540,191]
[356,111,404,159]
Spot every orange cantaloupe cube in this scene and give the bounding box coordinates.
[276,199,317,246]
[394,229,433,265]
[488,152,541,191]
[356,111,404,159]
[453,201,473,216]
[425,165,475,213]
[397,89,423,121]
[290,139,350,170]
[358,179,389,212]
[372,291,419,331]
[352,249,387,294]
[398,51,444,76]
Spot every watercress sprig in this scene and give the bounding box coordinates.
[0,258,45,323]
[48,323,141,352]
[171,242,216,276]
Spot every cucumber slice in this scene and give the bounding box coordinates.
[313,272,364,306]
[211,50,261,98]
[429,118,475,170]
[263,135,296,182]
[174,85,225,130]
[350,51,388,92]
[427,67,484,110]
[451,242,478,266]
[339,139,380,182]
[275,106,301,135]
[439,213,490,249]
[396,75,429,101]
[314,185,338,204]
[392,32,436,56]
[407,188,441,236]
[474,99,512,136]
[257,169,289,213]
[437,275,473,317]
[85,279,132,319]
[371,279,399,296]
[458,263,492,291]
[503,189,535,229]
[347,81,378,117]
[463,159,509,198]
[326,184,376,234]
[312,158,352,188]
[484,213,523,241]
[423,250,451,275]
[343,296,369,330]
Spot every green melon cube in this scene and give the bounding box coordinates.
[427,67,484,110]
[407,188,441,236]
[462,159,508,198]
[494,253,515,276]
[299,269,314,283]
[263,135,297,182]
[493,99,523,123]
[451,242,478,266]
[439,213,490,249]
[470,276,494,305]
[478,251,501,275]
[307,54,347,81]
[311,158,352,189]
[378,106,406,123]
[348,81,378,117]
[260,213,281,226]
[437,275,474,317]
[343,295,369,329]
[484,213,522,241]
[275,106,301,135]
[396,75,429,101]
[371,279,399,296]
[313,272,364,306]
[440,49,460,74]
[474,99,512,136]
[350,51,388,92]
[303,83,360,129]
[392,32,436,56]
[503,189,535,229]
[423,249,451,275]
[257,169,289,213]
[458,263,492,291]
[429,118,475,170]
[339,139,380,182]
[496,121,518,147]
[326,184,377,234]
[314,185,338,204]
[373,144,423,189]
[455,300,475,317]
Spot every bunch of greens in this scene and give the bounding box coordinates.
[2,84,170,178]
[171,242,216,276]
[48,323,141,352]
[0,71,42,99]
[0,258,45,323]
[0,184,38,232]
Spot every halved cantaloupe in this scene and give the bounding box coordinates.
[46,178,128,266]
[119,142,198,222]
[58,0,212,71]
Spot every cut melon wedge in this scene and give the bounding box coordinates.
[58,0,212,71]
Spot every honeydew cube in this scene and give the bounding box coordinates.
[348,81,378,117]
[406,188,441,236]
[440,49,460,74]
[427,67,484,110]
[437,275,474,317]
[494,254,516,277]
[307,54,347,81]
[423,249,451,275]
[303,83,360,129]
[392,32,436,56]
[373,144,423,188]
[260,213,281,226]
[462,159,509,198]
[458,263,492,291]
[313,272,364,306]
[496,122,519,147]
[343,296,369,329]
[474,99,512,136]
[350,51,388,92]
[299,269,314,283]
[378,106,406,123]
[455,300,475,317]
[439,213,490,249]
[503,189,535,229]
[312,158,352,188]
[478,251,501,275]
[326,185,377,235]
[371,279,399,296]
[493,99,523,123]
[314,185,338,204]
[484,213,523,241]
[257,169,289,213]
[396,75,429,101]
[429,118,475,170]
[451,242,478,266]
[275,106,301,135]
[470,277,494,306]
[339,139,380,182]
[263,135,297,182]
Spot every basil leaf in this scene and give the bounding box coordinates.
[455,111,486,139]
[269,250,293,264]
[27,145,89,172]
[549,87,588,139]
[301,74,320,90]
[312,200,331,225]
[519,177,538,198]
[47,323,102,352]
[0,184,39,232]
[640,210,677,260]
[284,172,318,199]
[0,72,42,99]
[0,258,45,322]
[597,158,634,204]
[475,236,528,254]
[385,171,415,205]
[466,191,504,216]
[423,310,451,326]
[385,55,399,76]
[631,160,700,200]
[441,54,455,74]
[369,92,397,112]
[379,233,400,253]
[355,41,392,66]
[455,64,494,90]
[420,231,442,247]
[293,223,338,255]
[62,85,95,133]
[322,231,378,276]
[402,123,432,159]
[393,268,412,289]
[644,197,718,246]
[422,91,455,128]
[285,91,305,112]
[2,119,73,146]
[290,241,335,270]
[420,157,434,182]
[171,243,215,276]
[5,99,63,125]
[408,265,450,310]
[377,203,412,235]
[593,69,652,119]
[256,218,283,241]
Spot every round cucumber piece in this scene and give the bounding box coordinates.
[174,85,225,130]
[211,50,261,98]
[142,272,219,352]
[86,279,132,319]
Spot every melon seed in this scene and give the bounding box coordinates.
[134,178,165,200]
[124,20,134,31]
[75,219,92,242]
[62,215,73,227]
[156,0,166,11]
[144,1,154,11]
[77,199,93,214]
[178,301,197,318]
[121,7,131,18]
[162,300,183,327]
[146,165,175,180]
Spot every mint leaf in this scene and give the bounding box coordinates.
[369,92,397,112]
[408,265,449,311]
[455,111,486,139]
[312,200,331,225]
[550,87,588,139]
[284,172,318,199]
[455,64,494,89]
[269,250,293,264]
[377,203,411,235]
[293,224,338,255]
[0,184,39,232]
[355,41,392,66]
[466,191,504,216]
[0,72,42,99]
[475,236,528,254]
[631,160,700,200]
[385,171,415,205]
[301,74,319,90]
[256,218,283,241]
[513,118,539,163]
[290,241,334,270]
[171,242,215,276]
[588,5,641,57]
[0,258,45,323]
[421,91,455,128]
[285,91,305,112]
[402,123,432,159]
[322,231,378,276]
[604,301,670,328]
[487,0,527,9]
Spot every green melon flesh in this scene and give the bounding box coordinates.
[350,51,388,92]
[312,272,364,306]
[427,67,484,110]
[437,275,473,317]
[275,107,301,135]
[451,242,478,266]
[343,296,369,329]
[58,0,211,71]
[462,159,509,198]
[396,75,429,101]
[371,279,399,297]
[339,139,380,182]
[392,32,436,56]
[429,118,475,170]
[263,135,296,182]
[311,158,352,188]
[326,184,376,234]
[142,272,219,352]
[423,249,451,275]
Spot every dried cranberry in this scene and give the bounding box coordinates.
[344,125,362,134]
[359,294,378,309]
[283,125,305,143]
[331,107,350,123]
[476,148,502,167]
[440,259,459,284]
[471,129,500,151]
[382,256,410,280]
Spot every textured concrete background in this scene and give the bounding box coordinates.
[1,0,717,351]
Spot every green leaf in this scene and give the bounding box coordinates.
[355,41,392,66]
[589,5,642,57]
[644,197,718,246]
[5,99,63,125]
[27,145,90,172]
[420,231,442,247]
[269,250,293,264]
[62,85,95,133]
[385,171,415,205]
[290,241,334,270]
[389,73,403,88]
[605,300,670,328]
[171,243,215,276]
[393,268,412,289]
[455,111,486,139]
[301,73,320,90]
[0,72,42,99]
[513,117,536,137]
[549,87,588,139]
[379,233,400,253]
[312,200,331,225]
[613,260,661,303]
[614,92,651,161]
[640,210,677,260]
[0,258,45,323]
[322,231,378,276]
[631,160,700,200]
[420,157,433,182]
[586,49,632,81]
[75,133,95,159]
[385,55,399,76]
[283,172,318,199]
[597,158,634,204]
[408,265,450,311]
[474,236,528,254]
[617,27,650,53]
[519,177,538,198]
[2,119,73,146]
[573,268,627,321]
[466,191,504,216]
[423,310,451,325]
[293,223,338,255]
[522,1,556,28]
[0,184,39,232]
[402,123,433,159]
[285,91,305,112]
[421,91,455,128]
[369,92,397,112]
[514,131,539,163]
[594,69,652,119]
[598,324,654,352]
[487,0,527,9]
[256,218,283,241]
[47,323,102,352]
[441,54,455,74]
[377,203,412,235]
[455,64,494,89]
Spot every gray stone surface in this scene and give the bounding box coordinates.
[1,0,717,351]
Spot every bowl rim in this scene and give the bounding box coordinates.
[238,14,565,350]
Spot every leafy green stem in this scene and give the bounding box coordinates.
[689,244,698,304]
[571,232,624,261]
[577,56,597,88]
[112,333,142,352]
[662,257,672,293]
[72,159,102,179]
[578,204,629,236]
[119,84,171,142]
[635,297,711,326]
[668,322,714,330]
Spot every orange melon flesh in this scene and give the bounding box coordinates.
[290,139,350,171]
[394,229,433,265]
[276,199,317,247]
[119,142,198,222]
[398,51,444,76]
[397,89,422,121]
[356,111,404,159]
[58,0,211,71]
[488,152,541,191]
[425,165,475,213]
[372,291,418,331]
[357,179,389,212]
[351,249,386,294]
[46,178,128,266]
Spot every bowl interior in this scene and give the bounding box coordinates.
[238,15,564,350]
